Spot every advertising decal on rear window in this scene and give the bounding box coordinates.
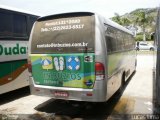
[31,53,95,89]
[31,16,95,53]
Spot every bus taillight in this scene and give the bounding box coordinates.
[28,59,32,73]
[95,62,105,80]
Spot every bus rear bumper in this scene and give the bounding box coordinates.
[29,78,106,102]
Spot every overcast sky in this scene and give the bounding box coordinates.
[0,0,159,18]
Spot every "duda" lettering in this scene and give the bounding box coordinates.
[0,44,27,55]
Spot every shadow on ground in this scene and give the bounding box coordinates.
[0,86,30,105]
[35,72,135,120]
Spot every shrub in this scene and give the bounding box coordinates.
[135,33,153,41]
[135,34,143,41]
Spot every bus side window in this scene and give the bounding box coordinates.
[130,35,135,49]
[123,34,129,50]
[116,31,124,51]
[106,36,113,52]
[13,13,27,38]
[0,10,28,39]
[105,26,117,53]
[127,35,134,49]
[0,11,12,37]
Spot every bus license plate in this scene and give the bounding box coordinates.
[54,91,69,97]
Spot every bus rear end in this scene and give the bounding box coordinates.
[28,12,106,102]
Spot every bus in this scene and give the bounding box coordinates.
[28,12,136,102]
[0,6,39,94]
[154,7,160,105]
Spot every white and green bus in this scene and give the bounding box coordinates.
[0,6,39,94]
[29,12,136,102]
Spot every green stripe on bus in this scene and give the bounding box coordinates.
[0,60,27,78]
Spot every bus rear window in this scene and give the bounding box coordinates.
[31,15,95,54]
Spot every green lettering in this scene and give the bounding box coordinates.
[20,47,26,54]
[5,47,12,55]
[71,73,76,80]
[13,44,19,55]
[0,44,27,56]
[52,72,57,79]
[77,74,81,80]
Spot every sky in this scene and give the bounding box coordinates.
[0,0,160,18]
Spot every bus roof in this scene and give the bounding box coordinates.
[37,12,94,21]
[0,5,41,16]
[37,12,133,35]
[104,17,133,35]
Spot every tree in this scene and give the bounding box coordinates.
[112,13,122,25]
[112,13,131,26]
[134,11,153,41]
[121,17,131,26]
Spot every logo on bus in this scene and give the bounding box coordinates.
[0,43,27,56]
[41,56,81,71]
[53,56,65,71]
[84,55,93,62]
[84,80,93,87]
[41,56,53,70]
[66,56,80,71]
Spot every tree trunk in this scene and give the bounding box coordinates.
[143,32,146,41]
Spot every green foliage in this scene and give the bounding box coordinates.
[135,34,143,41]
[112,13,131,26]
[146,33,153,41]
[112,8,157,41]
[112,13,122,25]
[112,8,157,29]
[121,17,131,26]
[135,33,153,41]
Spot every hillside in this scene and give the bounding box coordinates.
[111,8,158,40]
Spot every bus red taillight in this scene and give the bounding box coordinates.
[28,59,32,73]
[95,62,105,80]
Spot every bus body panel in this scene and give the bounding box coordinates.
[94,15,107,101]
[0,40,29,94]
[0,7,39,94]
[97,17,136,101]
[0,41,28,62]
[29,12,136,102]
[106,50,136,99]
[0,69,29,94]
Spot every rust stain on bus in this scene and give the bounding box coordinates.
[0,63,28,85]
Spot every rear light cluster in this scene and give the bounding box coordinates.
[95,62,105,80]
